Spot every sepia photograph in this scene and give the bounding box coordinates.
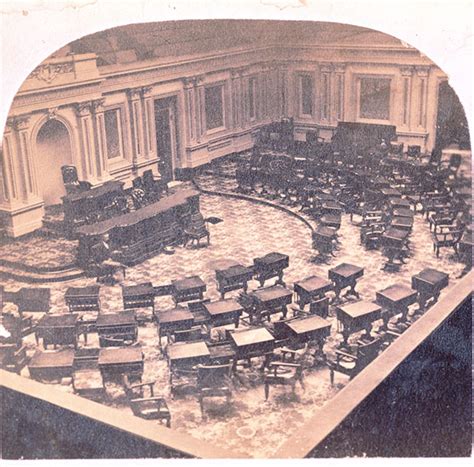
[0,0,472,460]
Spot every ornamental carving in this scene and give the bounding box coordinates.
[74,102,93,117]
[91,98,106,112]
[415,66,430,77]
[28,62,74,83]
[6,115,30,131]
[47,107,60,120]
[400,66,414,76]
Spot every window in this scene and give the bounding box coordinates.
[300,75,313,116]
[249,77,257,120]
[205,85,224,130]
[104,109,123,159]
[359,77,391,120]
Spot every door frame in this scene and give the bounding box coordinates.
[153,94,180,181]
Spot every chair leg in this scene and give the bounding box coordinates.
[264,383,270,400]
[330,369,334,386]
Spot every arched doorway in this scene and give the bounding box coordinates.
[35,119,73,205]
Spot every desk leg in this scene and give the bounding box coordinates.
[417,291,431,312]
[347,279,360,299]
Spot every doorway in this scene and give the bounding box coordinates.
[154,96,179,182]
[35,119,73,205]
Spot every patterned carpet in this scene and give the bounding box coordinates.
[1,170,469,458]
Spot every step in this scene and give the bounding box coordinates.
[0,261,85,283]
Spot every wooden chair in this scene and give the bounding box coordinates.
[142,170,168,201]
[171,326,207,343]
[328,338,381,384]
[196,362,233,417]
[187,299,211,326]
[183,213,210,247]
[309,296,330,318]
[61,165,92,194]
[0,344,28,374]
[406,145,421,158]
[263,361,304,400]
[432,227,463,257]
[123,375,171,427]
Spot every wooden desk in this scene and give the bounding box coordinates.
[96,311,137,347]
[62,180,124,230]
[15,288,50,315]
[73,368,105,400]
[390,216,413,231]
[336,301,381,345]
[98,346,144,380]
[171,276,206,304]
[204,299,243,328]
[251,285,293,322]
[328,263,364,301]
[35,313,79,349]
[157,307,194,345]
[388,198,411,211]
[215,264,253,298]
[294,275,332,308]
[28,349,75,381]
[381,188,402,199]
[122,283,155,311]
[167,341,210,368]
[253,252,289,287]
[411,268,449,311]
[322,200,343,215]
[230,327,275,364]
[392,208,414,219]
[65,286,100,313]
[284,315,331,352]
[376,284,417,329]
[320,213,342,229]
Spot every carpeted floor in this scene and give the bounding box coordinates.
[1,172,469,458]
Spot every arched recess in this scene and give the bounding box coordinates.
[34,118,74,205]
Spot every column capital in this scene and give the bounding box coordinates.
[6,115,30,131]
[400,66,414,77]
[319,62,333,73]
[415,66,430,77]
[91,98,106,113]
[74,101,93,117]
[334,63,346,73]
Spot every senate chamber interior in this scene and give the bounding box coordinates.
[0,20,472,459]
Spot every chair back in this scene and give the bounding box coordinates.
[197,363,232,389]
[407,145,421,158]
[61,165,80,185]
[449,153,462,169]
[132,177,143,189]
[173,327,203,343]
[309,296,329,318]
[357,339,381,368]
